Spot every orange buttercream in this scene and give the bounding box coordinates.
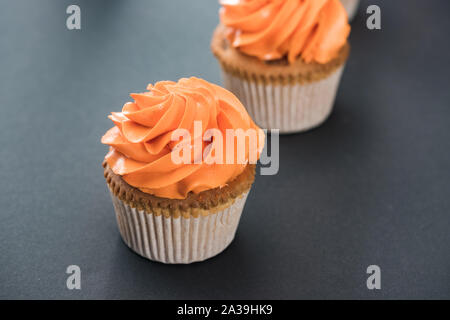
[101,77,264,199]
[220,0,350,64]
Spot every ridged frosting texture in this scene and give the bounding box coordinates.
[101,77,264,199]
[220,0,350,64]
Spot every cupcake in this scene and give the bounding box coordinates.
[211,0,351,133]
[101,77,264,264]
[340,0,360,20]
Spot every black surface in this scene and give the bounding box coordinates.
[1,0,449,299]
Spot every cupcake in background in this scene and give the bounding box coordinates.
[102,77,264,264]
[340,0,360,20]
[211,0,351,133]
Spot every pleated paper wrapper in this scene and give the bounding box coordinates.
[110,191,249,264]
[341,0,360,21]
[222,65,345,134]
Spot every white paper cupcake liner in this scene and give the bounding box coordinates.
[222,65,345,134]
[341,0,360,21]
[110,191,249,264]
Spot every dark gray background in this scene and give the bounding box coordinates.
[1,0,449,299]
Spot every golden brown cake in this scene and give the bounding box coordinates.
[104,161,256,219]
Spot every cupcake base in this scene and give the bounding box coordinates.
[110,191,249,264]
[341,0,360,21]
[222,65,345,134]
[103,162,256,264]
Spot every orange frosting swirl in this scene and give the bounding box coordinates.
[101,77,264,199]
[220,0,350,64]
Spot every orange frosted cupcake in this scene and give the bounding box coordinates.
[211,0,351,133]
[101,77,264,264]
